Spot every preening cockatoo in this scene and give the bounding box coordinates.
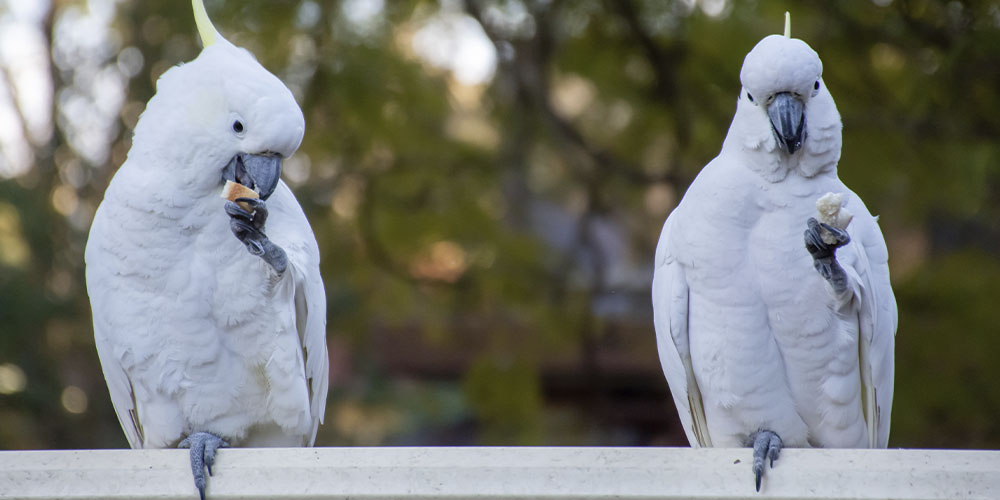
[651,16,896,491]
[85,1,328,498]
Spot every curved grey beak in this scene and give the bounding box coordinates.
[767,92,806,155]
[221,153,283,200]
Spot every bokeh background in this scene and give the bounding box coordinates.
[0,0,998,450]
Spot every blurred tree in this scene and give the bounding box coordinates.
[0,0,999,451]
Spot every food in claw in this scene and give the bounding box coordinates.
[815,192,853,244]
[221,180,258,212]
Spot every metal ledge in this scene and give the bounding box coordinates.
[1,447,998,499]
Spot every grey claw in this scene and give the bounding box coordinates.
[235,197,268,229]
[224,198,285,273]
[235,197,262,209]
[804,217,850,256]
[203,436,226,477]
[227,219,286,273]
[821,223,850,247]
[804,217,849,293]
[248,240,265,256]
[748,430,782,493]
[179,432,228,500]
[224,200,253,221]
[261,239,288,274]
[768,440,780,467]
[229,219,265,256]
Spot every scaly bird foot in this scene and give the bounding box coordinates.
[747,429,782,492]
[225,197,268,229]
[804,217,849,294]
[225,199,287,274]
[179,431,229,500]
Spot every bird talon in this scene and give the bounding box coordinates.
[234,197,269,229]
[227,217,286,273]
[805,217,850,254]
[224,200,253,221]
[247,238,265,256]
[179,432,227,500]
[805,217,850,292]
[748,430,782,492]
[234,196,262,210]
[229,219,265,255]
[226,197,268,229]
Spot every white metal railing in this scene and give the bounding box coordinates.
[1,446,998,499]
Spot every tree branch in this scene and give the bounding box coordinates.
[463,0,684,187]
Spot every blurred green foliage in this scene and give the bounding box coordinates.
[1,0,999,451]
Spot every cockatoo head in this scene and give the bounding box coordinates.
[738,34,824,156]
[130,0,304,201]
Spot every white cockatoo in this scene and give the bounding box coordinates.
[651,16,896,491]
[85,1,328,498]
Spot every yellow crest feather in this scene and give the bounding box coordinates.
[192,0,217,47]
[784,12,791,38]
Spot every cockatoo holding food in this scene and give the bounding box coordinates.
[85,1,328,498]
[651,15,896,491]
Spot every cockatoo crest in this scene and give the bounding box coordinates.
[128,0,305,202]
[192,0,218,47]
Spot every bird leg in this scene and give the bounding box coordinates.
[178,431,229,500]
[804,217,850,295]
[746,429,782,492]
[225,198,287,274]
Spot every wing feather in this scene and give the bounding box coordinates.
[93,332,145,448]
[846,194,897,448]
[272,182,330,446]
[293,261,329,446]
[652,215,712,447]
[87,209,145,449]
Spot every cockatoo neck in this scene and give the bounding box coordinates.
[126,101,234,201]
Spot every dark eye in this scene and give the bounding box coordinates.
[814,81,820,90]
[232,120,244,134]
[747,92,754,102]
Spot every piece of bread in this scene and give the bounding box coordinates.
[815,192,853,244]
[221,180,259,212]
